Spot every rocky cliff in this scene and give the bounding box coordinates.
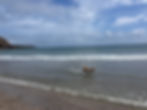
[0,36,34,49]
[0,37,12,48]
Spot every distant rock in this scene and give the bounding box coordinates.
[0,37,12,48]
[0,36,34,49]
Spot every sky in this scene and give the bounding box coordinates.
[0,0,147,47]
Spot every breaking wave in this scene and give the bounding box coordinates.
[0,54,147,61]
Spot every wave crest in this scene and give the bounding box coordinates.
[0,54,147,61]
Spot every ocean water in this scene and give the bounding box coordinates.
[1,45,147,107]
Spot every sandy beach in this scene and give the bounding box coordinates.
[0,82,145,110]
[0,0,147,109]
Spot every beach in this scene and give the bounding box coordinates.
[0,82,145,110]
[0,0,146,109]
[1,48,147,110]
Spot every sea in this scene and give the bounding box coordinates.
[1,45,147,107]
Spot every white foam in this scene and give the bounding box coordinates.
[0,76,147,108]
[0,54,147,61]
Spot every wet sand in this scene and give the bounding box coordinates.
[0,82,146,110]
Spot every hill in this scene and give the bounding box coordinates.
[0,36,34,49]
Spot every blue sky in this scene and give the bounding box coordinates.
[0,0,147,46]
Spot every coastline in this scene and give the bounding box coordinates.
[0,79,146,110]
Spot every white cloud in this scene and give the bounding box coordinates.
[115,14,147,26]
[0,0,147,46]
[131,28,146,36]
[139,0,147,3]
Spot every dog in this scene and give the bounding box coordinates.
[82,66,95,74]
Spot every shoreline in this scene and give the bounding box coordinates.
[0,77,146,110]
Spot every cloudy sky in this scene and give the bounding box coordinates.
[0,0,147,47]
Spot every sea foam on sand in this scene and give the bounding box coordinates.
[0,76,147,108]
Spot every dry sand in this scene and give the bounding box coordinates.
[0,82,146,110]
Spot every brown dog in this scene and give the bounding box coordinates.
[83,66,95,74]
